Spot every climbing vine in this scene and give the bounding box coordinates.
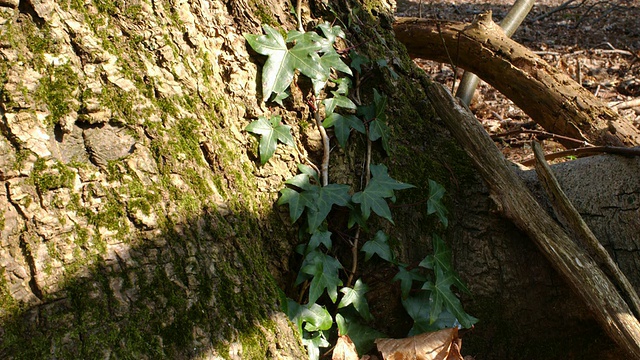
[244,18,476,359]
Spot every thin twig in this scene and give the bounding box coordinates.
[491,128,592,147]
[435,17,458,94]
[532,0,584,22]
[521,145,640,166]
[609,98,640,110]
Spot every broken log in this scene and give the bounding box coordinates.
[427,81,640,358]
[394,13,640,148]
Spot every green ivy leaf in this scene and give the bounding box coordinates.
[361,230,393,262]
[301,251,343,304]
[278,187,311,223]
[322,113,365,148]
[423,268,478,328]
[336,313,385,355]
[369,164,414,195]
[348,206,367,229]
[338,279,373,321]
[244,25,326,101]
[285,173,316,191]
[323,94,356,115]
[317,21,345,45]
[297,163,320,183]
[245,115,294,164]
[302,331,330,360]
[364,90,389,153]
[402,291,459,336]
[349,50,370,74]
[427,179,448,228]
[393,265,427,299]
[306,183,351,231]
[351,164,413,222]
[351,187,392,222]
[308,229,332,252]
[285,298,333,335]
[424,234,470,294]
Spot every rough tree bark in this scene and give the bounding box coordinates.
[393,13,640,148]
[0,0,639,359]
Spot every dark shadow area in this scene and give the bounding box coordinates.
[0,200,300,359]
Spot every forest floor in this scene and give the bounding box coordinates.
[396,0,640,163]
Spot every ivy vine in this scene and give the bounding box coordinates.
[244,17,476,359]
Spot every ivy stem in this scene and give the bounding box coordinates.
[314,99,330,186]
[345,227,360,288]
[296,0,303,32]
[346,125,372,288]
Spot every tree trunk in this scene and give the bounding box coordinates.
[1,0,639,359]
[0,0,307,358]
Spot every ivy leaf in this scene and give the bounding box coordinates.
[285,173,316,191]
[244,25,326,101]
[302,332,330,360]
[361,230,393,262]
[393,265,427,299]
[278,187,310,223]
[336,313,386,355]
[351,187,392,222]
[426,234,470,294]
[367,90,390,153]
[369,164,414,195]
[298,163,320,183]
[286,298,333,335]
[349,50,370,74]
[245,115,294,164]
[301,251,343,304]
[402,290,430,322]
[369,118,390,154]
[427,179,448,228]
[323,94,356,115]
[323,113,365,148]
[338,279,374,321]
[308,229,332,252]
[402,291,459,336]
[423,268,478,329]
[351,164,412,222]
[317,21,345,45]
[306,183,351,231]
[348,206,367,230]
[319,51,352,77]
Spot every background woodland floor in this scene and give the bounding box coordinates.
[397,0,640,163]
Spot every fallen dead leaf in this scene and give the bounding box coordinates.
[333,335,359,360]
[374,328,463,360]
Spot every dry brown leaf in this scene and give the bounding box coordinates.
[374,328,463,360]
[333,335,359,360]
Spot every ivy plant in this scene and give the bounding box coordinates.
[244,19,476,360]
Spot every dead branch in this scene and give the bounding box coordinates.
[394,13,640,148]
[532,141,640,319]
[427,81,640,358]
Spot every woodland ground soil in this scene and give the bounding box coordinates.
[397,0,640,163]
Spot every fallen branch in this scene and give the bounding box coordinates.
[394,13,640,147]
[532,141,640,319]
[427,81,640,358]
